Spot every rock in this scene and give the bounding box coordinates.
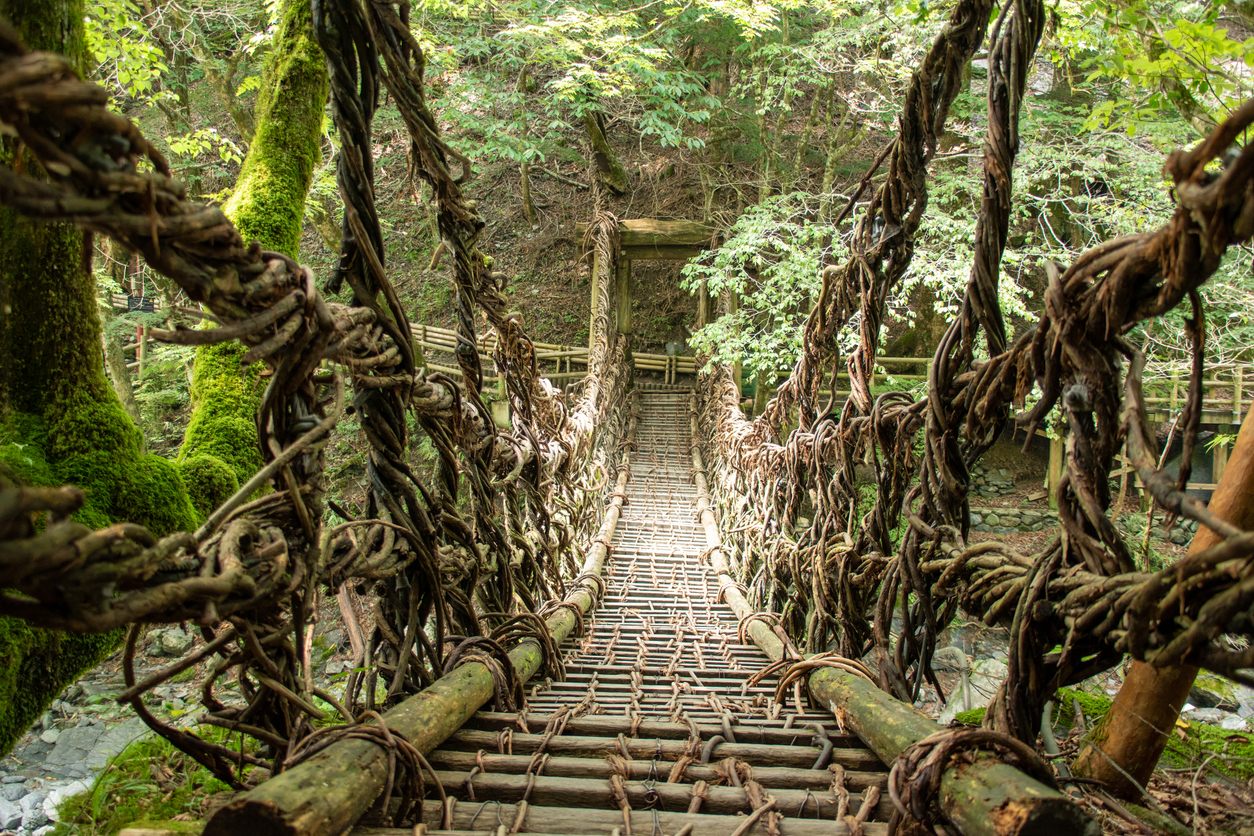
[1189,683,1239,712]
[970,512,983,526]
[1,784,26,802]
[34,826,57,836]
[43,779,88,822]
[0,797,22,830]
[1220,715,1247,731]
[153,626,195,657]
[43,725,104,770]
[984,513,1000,527]
[932,646,969,672]
[2,775,25,784]
[38,728,60,745]
[323,628,344,650]
[20,790,48,829]
[970,656,1009,695]
[1183,706,1229,724]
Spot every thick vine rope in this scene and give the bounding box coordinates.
[696,0,1254,756]
[0,0,630,788]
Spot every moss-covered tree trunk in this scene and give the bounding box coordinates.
[0,0,328,755]
[0,0,199,755]
[584,111,629,195]
[175,0,329,517]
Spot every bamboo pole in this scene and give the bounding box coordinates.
[687,398,1095,836]
[1073,405,1254,797]
[204,406,638,836]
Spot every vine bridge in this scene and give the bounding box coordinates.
[1,1,1253,835]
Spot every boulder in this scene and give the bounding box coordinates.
[153,626,195,657]
[0,796,22,831]
[932,646,969,672]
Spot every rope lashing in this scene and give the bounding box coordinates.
[886,728,1058,834]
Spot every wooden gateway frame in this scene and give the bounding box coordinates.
[585,218,717,348]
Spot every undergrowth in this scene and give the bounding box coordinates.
[953,686,1254,782]
[52,733,231,835]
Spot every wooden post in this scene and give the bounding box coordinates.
[615,257,632,337]
[1073,405,1254,798]
[137,325,147,381]
[1046,432,1064,511]
[1214,441,1229,483]
[685,401,1095,835]
[1234,366,1244,425]
[696,279,710,329]
[589,246,602,353]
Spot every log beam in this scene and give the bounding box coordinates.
[687,398,1096,836]
[203,410,637,836]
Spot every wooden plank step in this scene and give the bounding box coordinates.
[424,768,890,819]
[355,802,886,834]
[426,750,888,788]
[441,730,883,770]
[465,713,864,747]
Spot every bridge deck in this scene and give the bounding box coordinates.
[376,390,890,834]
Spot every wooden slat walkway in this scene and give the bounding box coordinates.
[388,390,889,834]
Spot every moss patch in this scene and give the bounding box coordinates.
[220,0,328,259]
[0,618,120,757]
[0,413,195,755]
[953,686,1254,782]
[51,733,230,835]
[179,453,240,519]
[177,0,327,493]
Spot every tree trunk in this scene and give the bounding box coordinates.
[0,0,198,756]
[583,111,628,195]
[176,0,329,517]
[1073,406,1254,796]
[101,305,142,422]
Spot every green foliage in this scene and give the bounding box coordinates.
[85,0,170,106]
[683,192,834,384]
[51,733,230,835]
[1051,1,1253,131]
[421,0,720,171]
[168,127,245,167]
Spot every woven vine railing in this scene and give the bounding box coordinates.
[695,0,1254,746]
[0,1,630,788]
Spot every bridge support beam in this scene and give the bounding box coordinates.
[687,398,1095,836]
[204,406,638,836]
